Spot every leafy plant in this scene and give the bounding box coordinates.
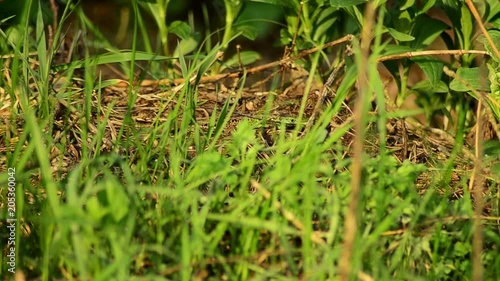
[138,0,200,56]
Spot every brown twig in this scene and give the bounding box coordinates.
[465,0,500,60]
[378,49,489,62]
[50,0,58,32]
[136,35,355,88]
[236,44,243,71]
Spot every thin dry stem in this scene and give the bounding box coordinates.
[339,3,375,281]
[133,35,355,88]
[466,0,500,60]
[471,100,485,281]
[378,49,489,62]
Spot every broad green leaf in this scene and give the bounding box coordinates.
[173,35,200,56]
[450,67,490,92]
[393,10,412,34]
[491,17,500,29]
[418,0,437,15]
[186,151,232,183]
[411,15,448,49]
[460,5,473,50]
[313,7,338,41]
[478,29,500,62]
[344,5,364,28]
[86,196,109,222]
[485,0,500,22]
[316,6,338,24]
[280,29,292,45]
[330,0,367,8]
[400,0,415,11]
[484,140,500,158]
[106,179,130,222]
[169,20,192,40]
[412,57,443,87]
[232,119,258,152]
[487,63,500,121]
[236,25,258,40]
[379,44,414,56]
[387,27,415,42]
[411,80,448,93]
[296,39,314,50]
[221,51,262,71]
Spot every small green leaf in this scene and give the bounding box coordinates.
[393,11,412,35]
[173,35,200,56]
[412,80,448,93]
[313,7,338,41]
[330,0,367,8]
[400,0,415,11]
[484,140,500,157]
[412,57,443,87]
[387,27,415,42]
[485,0,500,22]
[491,17,500,29]
[186,151,232,183]
[169,21,192,40]
[221,51,262,71]
[235,25,258,40]
[106,179,130,222]
[450,67,490,92]
[280,29,292,45]
[453,242,470,257]
[418,0,436,15]
[86,196,109,222]
[411,15,448,49]
[379,44,414,56]
[478,29,500,62]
